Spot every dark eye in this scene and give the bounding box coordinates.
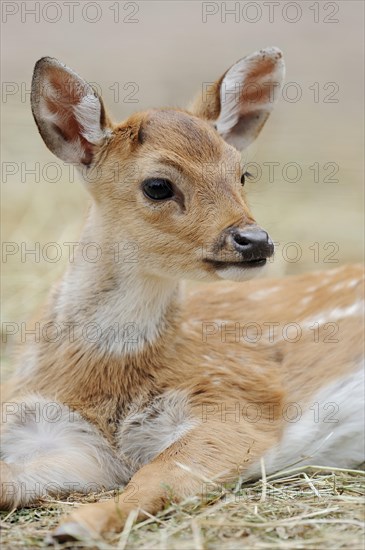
[240,171,252,186]
[142,178,174,201]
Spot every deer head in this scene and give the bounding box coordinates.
[31,48,285,283]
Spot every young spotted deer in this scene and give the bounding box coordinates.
[1,48,364,542]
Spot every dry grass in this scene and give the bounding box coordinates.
[1,466,364,549]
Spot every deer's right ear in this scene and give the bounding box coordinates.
[31,57,113,166]
[190,47,285,150]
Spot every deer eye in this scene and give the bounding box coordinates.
[142,178,174,201]
[240,171,252,186]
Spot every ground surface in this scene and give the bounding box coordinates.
[1,467,364,549]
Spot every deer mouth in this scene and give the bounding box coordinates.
[204,258,267,269]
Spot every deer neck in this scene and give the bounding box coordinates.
[51,205,182,358]
[21,207,182,419]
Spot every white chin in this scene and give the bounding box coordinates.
[215,264,266,282]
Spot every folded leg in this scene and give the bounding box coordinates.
[0,395,128,509]
[52,416,277,540]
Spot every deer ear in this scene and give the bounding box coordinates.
[190,47,285,150]
[31,57,113,166]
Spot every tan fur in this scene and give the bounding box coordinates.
[1,49,364,542]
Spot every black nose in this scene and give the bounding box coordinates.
[231,227,274,259]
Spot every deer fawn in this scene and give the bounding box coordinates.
[1,47,364,542]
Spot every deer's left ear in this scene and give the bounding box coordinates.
[190,47,285,150]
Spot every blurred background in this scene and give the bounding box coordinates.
[1,1,364,371]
